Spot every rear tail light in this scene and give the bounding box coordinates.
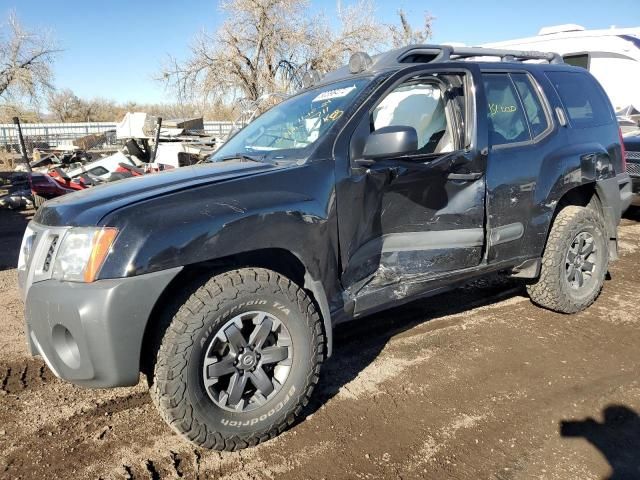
[619,128,627,173]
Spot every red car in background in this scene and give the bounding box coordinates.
[29,173,76,208]
[29,162,174,208]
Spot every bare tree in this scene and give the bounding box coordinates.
[0,12,58,102]
[162,0,305,103]
[42,86,239,122]
[0,103,40,123]
[302,0,387,78]
[160,0,386,103]
[47,89,82,122]
[389,9,435,48]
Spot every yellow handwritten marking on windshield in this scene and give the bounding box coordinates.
[489,103,517,117]
[325,110,343,122]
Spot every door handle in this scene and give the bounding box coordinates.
[446,172,482,181]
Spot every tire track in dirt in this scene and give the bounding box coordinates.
[1,390,153,478]
[0,358,55,395]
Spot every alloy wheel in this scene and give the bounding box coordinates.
[202,311,293,412]
[565,231,597,289]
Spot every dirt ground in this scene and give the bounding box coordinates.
[1,208,639,480]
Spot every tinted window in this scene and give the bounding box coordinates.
[546,71,613,128]
[563,54,589,70]
[373,81,454,154]
[483,74,529,146]
[511,73,549,138]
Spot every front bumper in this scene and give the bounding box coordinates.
[24,267,182,388]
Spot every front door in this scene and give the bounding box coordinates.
[335,65,489,312]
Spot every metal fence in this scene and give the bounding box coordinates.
[0,120,234,154]
[203,121,234,137]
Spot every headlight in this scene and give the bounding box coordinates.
[52,227,118,282]
[18,225,37,271]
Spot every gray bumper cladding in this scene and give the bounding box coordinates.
[24,267,182,388]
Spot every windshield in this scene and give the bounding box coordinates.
[211,79,369,162]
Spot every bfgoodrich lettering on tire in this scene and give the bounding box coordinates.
[149,268,324,450]
[527,205,608,314]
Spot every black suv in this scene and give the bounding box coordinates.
[18,45,632,450]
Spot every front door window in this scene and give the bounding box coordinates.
[372,82,454,154]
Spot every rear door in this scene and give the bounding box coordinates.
[334,64,489,308]
[482,70,557,264]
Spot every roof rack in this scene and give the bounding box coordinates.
[396,44,564,65]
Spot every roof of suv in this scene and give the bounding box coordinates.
[319,44,575,86]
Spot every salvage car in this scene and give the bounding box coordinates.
[18,45,632,451]
[622,130,640,206]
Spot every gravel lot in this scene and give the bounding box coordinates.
[1,208,639,479]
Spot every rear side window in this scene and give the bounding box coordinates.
[511,73,549,138]
[546,71,613,128]
[483,74,529,146]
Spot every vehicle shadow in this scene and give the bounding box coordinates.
[560,405,640,480]
[300,275,523,421]
[0,208,33,271]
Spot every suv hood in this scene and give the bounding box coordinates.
[34,161,277,227]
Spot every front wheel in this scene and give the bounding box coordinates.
[150,268,324,450]
[527,205,608,313]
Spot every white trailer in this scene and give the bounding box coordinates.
[484,25,640,112]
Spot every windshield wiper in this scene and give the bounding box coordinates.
[215,153,265,163]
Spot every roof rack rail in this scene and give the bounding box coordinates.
[397,44,564,65]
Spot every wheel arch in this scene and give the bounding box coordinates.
[546,181,618,259]
[139,248,334,378]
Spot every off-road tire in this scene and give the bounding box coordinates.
[149,268,324,450]
[527,205,608,313]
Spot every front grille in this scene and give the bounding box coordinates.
[627,161,640,177]
[626,151,640,161]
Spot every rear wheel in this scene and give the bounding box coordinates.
[149,268,324,450]
[527,205,608,313]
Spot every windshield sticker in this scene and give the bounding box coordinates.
[325,109,343,122]
[489,103,517,117]
[312,86,356,103]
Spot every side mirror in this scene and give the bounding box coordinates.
[363,125,418,160]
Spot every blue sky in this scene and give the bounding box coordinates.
[10,0,640,104]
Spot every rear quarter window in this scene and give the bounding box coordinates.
[546,71,613,128]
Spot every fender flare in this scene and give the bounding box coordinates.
[303,271,333,358]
